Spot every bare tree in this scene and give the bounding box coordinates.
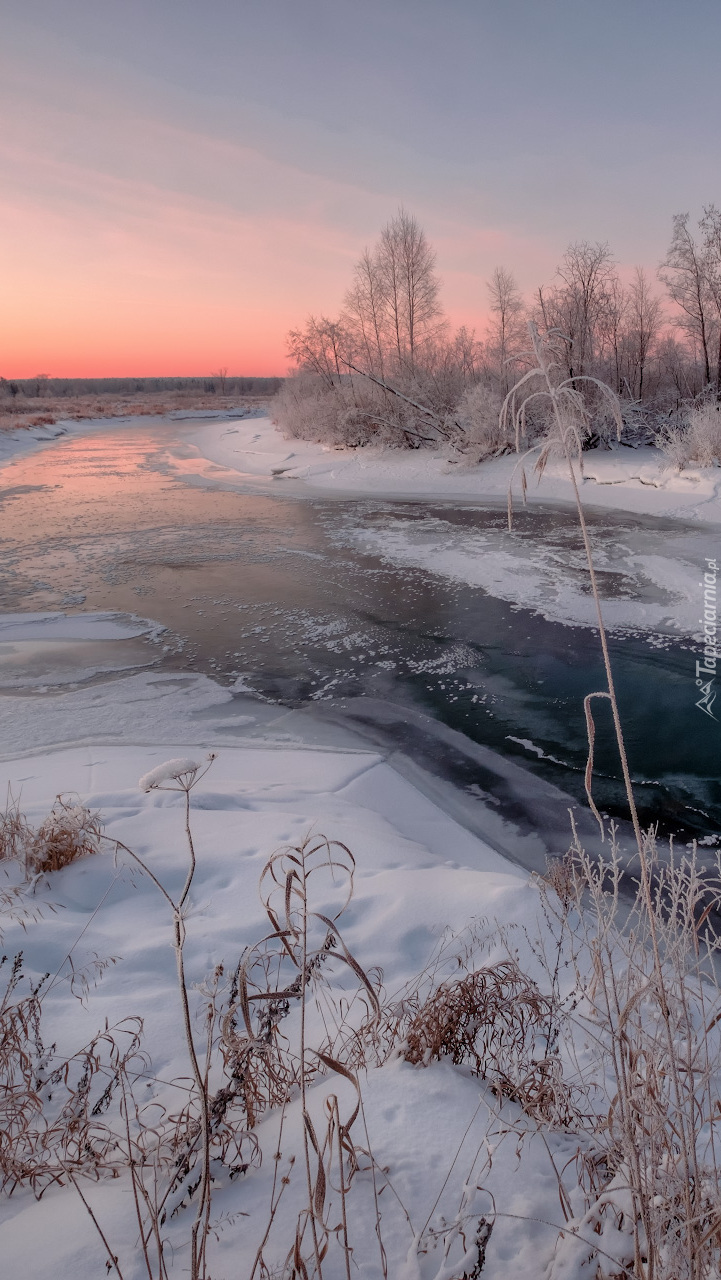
[343,248,388,379]
[624,267,662,400]
[699,204,721,397]
[375,207,444,373]
[599,270,627,389]
[659,213,714,389]
[485,267,527,394]
[657,334,698,401]
[552,241,618,381]
[286,315,350,389]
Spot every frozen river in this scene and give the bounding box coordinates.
[0,417,718,847]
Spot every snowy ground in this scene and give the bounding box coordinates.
[0,679,575,1278]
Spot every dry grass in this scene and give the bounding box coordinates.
[401,961,567,1118]
[0,948,145,1197]
[6,756,721,1277]
[538,830,721,1280]
[0,391,274,433]
[0,788,34,865]
[0,790,102,876]
[30,797,103,874]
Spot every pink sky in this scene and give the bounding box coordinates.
[0,118,550,378]
[3,1,719,378]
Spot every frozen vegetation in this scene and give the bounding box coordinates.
[279,209,721,476]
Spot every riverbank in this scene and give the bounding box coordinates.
[3,409,720,527]
[186,413,721,526]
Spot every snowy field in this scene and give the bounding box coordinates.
[1,414,720,1277]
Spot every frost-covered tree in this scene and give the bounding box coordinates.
[659,213,715,390]
[538,241,618,382]
[283,210,473,447]
[376,207,444,372]
[286,315,351,390]
[343,249,388,379]
[699,204,721,397]
[342,208,444,378]
[484,267,527,394]
[624,267,663,400]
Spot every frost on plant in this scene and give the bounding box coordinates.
[138,758,204,791]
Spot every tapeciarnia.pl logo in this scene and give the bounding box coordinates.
[696,557,719,720]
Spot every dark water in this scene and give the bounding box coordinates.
[0,419,718,842]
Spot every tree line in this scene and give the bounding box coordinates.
[0,375,284,399]
[278,206,721,459]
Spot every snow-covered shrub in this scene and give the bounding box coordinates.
[273,373,353,444]
[452,382,508,462]
[0,792,101,875]
[29,798,102,874]
[657,402,721,469]
[273,372,444,448]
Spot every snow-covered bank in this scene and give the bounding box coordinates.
[184,414,721,525]
[0,418,80,465]
[0,677,572,1279]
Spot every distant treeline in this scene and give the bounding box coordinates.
[1,376,284,398]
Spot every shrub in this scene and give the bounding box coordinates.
[29,797,102,874]
[0,792,101,876]
[453,382,509,462]
[273,372,441,448]
[657,402,721,469]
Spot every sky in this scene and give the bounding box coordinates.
[2,0,721,377]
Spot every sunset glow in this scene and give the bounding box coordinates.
[3,0,721,376]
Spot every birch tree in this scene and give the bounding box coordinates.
[485,267,527,394]
[624,268,662,400]
[659,213,714,389]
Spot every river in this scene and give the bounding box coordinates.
[0,416,718,858]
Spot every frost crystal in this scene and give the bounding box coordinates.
[138,758,201,791]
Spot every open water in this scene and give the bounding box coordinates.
[0,418,718,847]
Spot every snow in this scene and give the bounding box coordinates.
[0,702,568,1278]
[0,613,167,692]
[0,610,157,642]
[0,420,76,465]
[181,415,721,525]
[329,509,710,637]
[138,756,204,790]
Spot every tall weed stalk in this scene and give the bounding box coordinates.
[503,327,721,1276]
